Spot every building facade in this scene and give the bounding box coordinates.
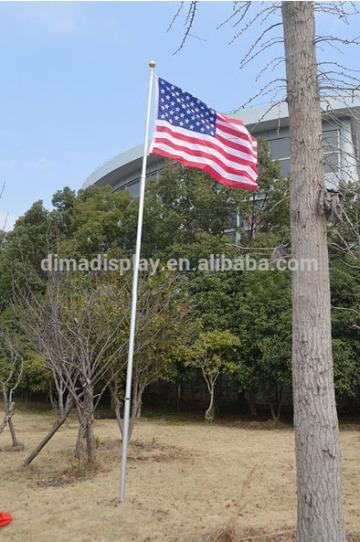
[82,95,360,194]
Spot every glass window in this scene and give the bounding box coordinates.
[324,153,340,174]
[323,130,339,151]
[277,158,290,176]
[269,138,290,160]
[127,180,140,197]
[323,130,340,173]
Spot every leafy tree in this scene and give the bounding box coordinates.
[231,253,292,420]
[185,329,240,422]
[51,186,76,234]
[56,185,138,261]
[110,269,191,439]
[0,201,54,306]
[329,181,360,402]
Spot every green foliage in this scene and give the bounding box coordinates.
[328,181,360,401]
[2,136,360,414]
[185,329,240,421]
[21,354,52,395]
[51,186,76,234]
[143,161,252,260]
[186,329,241,376]
[188,271,237,331]
[231,263,292,409]
[133,268,192,386]
[57,185,138,260]
[0,201,54,305]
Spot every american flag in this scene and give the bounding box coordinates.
[150,77,258,190]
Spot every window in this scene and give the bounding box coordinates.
[127,180,140,197]
[268,130,340,177]
[269,137,290,176]
[323,130,340,175]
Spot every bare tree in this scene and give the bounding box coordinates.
[16,272,130,466]
[170,2,360,540]
[0,331,23,447]
[16,269,187,465]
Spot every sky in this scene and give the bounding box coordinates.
[0,1,359,230]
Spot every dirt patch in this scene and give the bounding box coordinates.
[129,439,193,463]
[28,438,191,488]
[205,524,297,541]
[35,471,96,488]
[0,443,24,452]
[229,419,289,430]
[96,437,193,465]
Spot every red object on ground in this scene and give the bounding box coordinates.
[0,512,12,527]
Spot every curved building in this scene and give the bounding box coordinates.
[83,96,360,195]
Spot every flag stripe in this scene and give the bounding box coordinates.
[216,121,258,156]
[153,122,259,176]
[216,115,257,149]
[216,116,255,142]
[155,121,255,161]
[216,133,257,164]
[152,146,258,189]
[216,129,257,161]
[152,141,258,184]
[153,134,258,181]
[217,112,252,131]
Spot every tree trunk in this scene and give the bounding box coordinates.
[128,382,146,440]
[0,385,19,446]
[0,383,9,436]
[8,417,19,447]
[248,388,257,416]
[23,396,74,466]
[176,379,182,412]
[111,387,123,436]
[85,416,96,464]
[205,385,215,422]
[75,422,85,463]
[75,385,96,464]
[57,388,65,420]
[282,3,345,541]
[269,383,283,422]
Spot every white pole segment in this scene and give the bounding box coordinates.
[119,61,156,503]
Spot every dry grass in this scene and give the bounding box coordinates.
[0,408,359,541]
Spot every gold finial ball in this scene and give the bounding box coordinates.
[149,60,156,68]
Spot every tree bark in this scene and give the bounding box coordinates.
[176,380,182,412]
[269,383,283,422]
[0,383,19,446]
[111,387,124,436]
[23,397,74,466]
[128,382,147,440]
[205,384,215,422]
[248,388,257,416]
[75,385,96,464]
[8,417,19,447]
[282,3,345,541]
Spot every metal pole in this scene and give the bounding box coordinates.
[119,61,156,503]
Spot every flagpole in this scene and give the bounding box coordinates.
[119,60,156,503]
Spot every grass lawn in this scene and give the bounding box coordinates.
[0,407,359,541]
